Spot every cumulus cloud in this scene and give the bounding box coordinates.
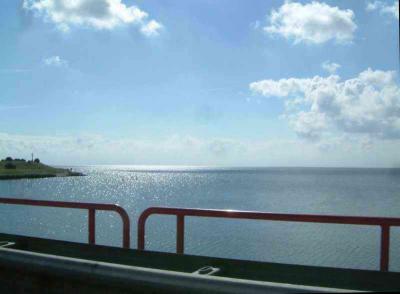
[264,1,357,44]
[43,55,68,67]
[322,61,341,74]
[250,68,400,141]
[366,1,399,20]
[23,0,162,36]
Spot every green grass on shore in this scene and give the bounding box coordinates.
[0,160,83,180]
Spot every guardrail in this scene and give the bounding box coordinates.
[0,198,130,248]
[1,198,399,272]
[137,207,400,272]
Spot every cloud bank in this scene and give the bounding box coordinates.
[264,1,357,44]
[23,0,162,35]
[1,132,399,167]
[250,68,400,141]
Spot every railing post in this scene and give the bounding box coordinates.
[122,215,130,249]
[88,208,96,245]
[380,225,390,272]
[176,215,185,254]
[115,206,131,249]
[137,214,146,250]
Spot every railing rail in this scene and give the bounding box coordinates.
[137,207,400,272]
[0,198,130,248]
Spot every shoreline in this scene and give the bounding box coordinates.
[0,172,84,180]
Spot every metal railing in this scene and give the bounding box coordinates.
[137,207,400,272]
[1,197,399,272]
[0,198,130,248]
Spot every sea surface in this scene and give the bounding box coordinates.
[0,166,399,271]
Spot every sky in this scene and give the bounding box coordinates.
[0,0,399,167]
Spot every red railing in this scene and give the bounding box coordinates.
[0,198,130,248]
[137,207,400,272]
[1,198,399,272]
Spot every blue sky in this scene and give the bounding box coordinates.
[0,0,399,167]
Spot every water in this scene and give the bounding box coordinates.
[0,166,399,271]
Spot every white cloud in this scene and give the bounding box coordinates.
[322,61,341,74]
[250,68,400,141]
[288,111,329,141]
[366,1,399,20]
[43,55,68,67]
[140,20,163,37]
[264,1,357,44]
[23,0,163,36]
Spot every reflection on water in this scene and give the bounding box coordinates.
[0,166,399,271]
